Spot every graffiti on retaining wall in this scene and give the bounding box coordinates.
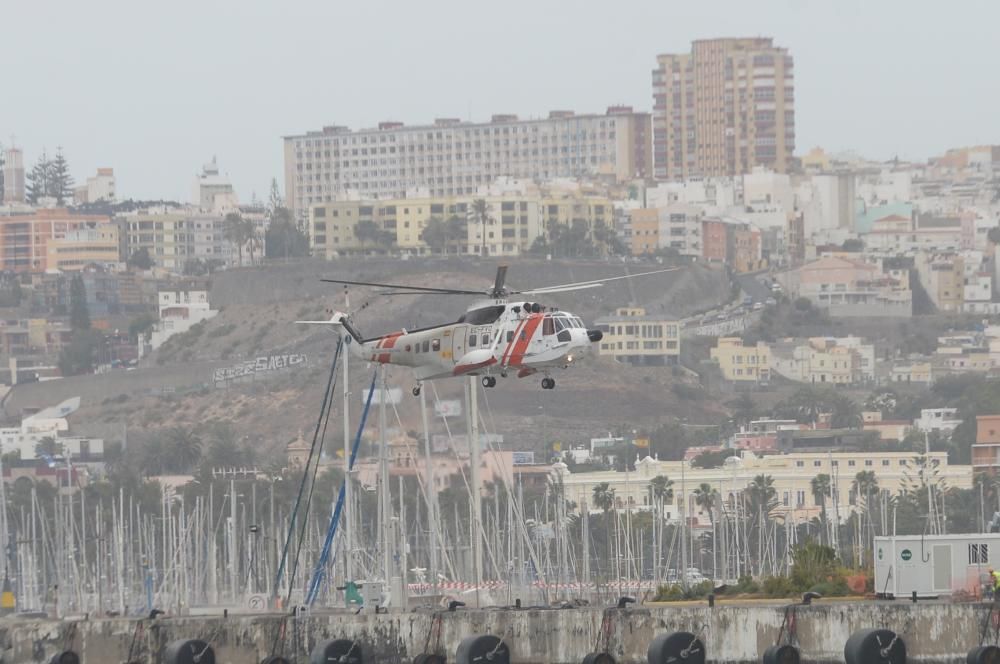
[214,354,307,386]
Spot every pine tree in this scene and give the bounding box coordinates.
[69,274,91,330]
[268,178,283,214]
[25,150,52,204]
[50,148,74,205]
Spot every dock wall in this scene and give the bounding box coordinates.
[0,601,991,663]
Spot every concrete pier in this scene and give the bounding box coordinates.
[0,601,990,663]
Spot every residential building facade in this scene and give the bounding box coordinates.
[710,337,771,382]
[782,255,912,317]
[45,223,121,271]
[652,37,795,179]
[308,191,612,257]
[972,415,1000,471]
[592,307,680,365]
[285,107,652,219]
[0,208,111,272]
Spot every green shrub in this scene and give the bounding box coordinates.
[761,576,795,598]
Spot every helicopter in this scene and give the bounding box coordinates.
[299,265,676,395]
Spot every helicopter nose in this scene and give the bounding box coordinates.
[587,329,603,343]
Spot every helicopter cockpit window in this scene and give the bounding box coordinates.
[463,305,505,326]
[542,317,555,335]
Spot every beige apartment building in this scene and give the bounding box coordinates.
[308,192,612,258]
[592,307,680,365]
[652,38,795,179]
[284,107,651,219]
[45,224,121,271]
[710,337,771,382]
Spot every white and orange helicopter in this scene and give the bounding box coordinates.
[300,265,675,395]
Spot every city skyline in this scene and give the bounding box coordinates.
[2,0,997,201]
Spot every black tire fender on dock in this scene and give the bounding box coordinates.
[844,629,905,664]
[582,652,616,664]
[48,652,79,664]
[261,657,292,664]
[455,634,510,664]
[968,645,1000,664]
[414,653,448,664]
[762,644,800,664]
[163,639,216,664]
[310,639,365,664]
[647,632,706,664]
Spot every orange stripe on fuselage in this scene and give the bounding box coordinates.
[370,332,403,363]
[507,315,542,367]
[378,332,403,363]
[501,318,528,366]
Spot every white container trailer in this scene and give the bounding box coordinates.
[874,533,998,599]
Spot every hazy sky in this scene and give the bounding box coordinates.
[2,0,997,202]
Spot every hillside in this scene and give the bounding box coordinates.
[6,258,733,460]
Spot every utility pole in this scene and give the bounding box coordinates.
[465,377,483,598]
[342,332,353,585]
[420,389,440,596]
[378,370,392,603]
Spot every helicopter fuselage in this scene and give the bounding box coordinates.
[347,300,601,386]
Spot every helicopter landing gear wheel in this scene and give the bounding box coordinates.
[412,385,422,397]
[481,376,496,388]
[541,377,555,390]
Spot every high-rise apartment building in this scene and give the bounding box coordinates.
[284,107,651,219]
[652,38,794,180]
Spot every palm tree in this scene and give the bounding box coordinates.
[470,199,492,256]
[650,475,674,507]
[164,427,203,473]
[224,212,249,266]
[592,482,615,513]
[693,482,719,579]
[693,482,718,527]
[592,482,616,576]
[746,474,778,518]
[810,473,832,545]
[852,470,879,510]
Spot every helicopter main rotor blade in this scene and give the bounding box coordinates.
[492,265,508,295]
[321,278,482,295]
[518,283,604,295]
[513,267,680,295]
[374,291,466,296]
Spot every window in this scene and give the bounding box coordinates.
[431,339,440,351]
[422,341,430,353]
[507,331,514,343]
[865,460,873,467]
[543,318,555,335]
[813,460,821,467]
[970,543,989,564]
[882,460,890,467]
[795,460,804,467]
[796,490,805,507]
